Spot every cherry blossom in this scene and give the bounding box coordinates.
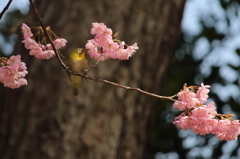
[0,55,28,89]
[85,22,139,61]
[173,83,240,141]
[21,23,67,60]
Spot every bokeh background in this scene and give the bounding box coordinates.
[0,0,239,159]
[151,0,240,159]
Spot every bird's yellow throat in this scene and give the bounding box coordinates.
[69,52,86,60]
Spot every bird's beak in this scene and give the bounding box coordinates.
[83,49,89,54]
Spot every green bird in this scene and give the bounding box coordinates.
[66,48,88,95]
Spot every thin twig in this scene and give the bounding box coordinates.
[28,0,66,69]
[59,51,67,60]
[68,69,176,101]
[85,58,101,72]
[0,0,12,19]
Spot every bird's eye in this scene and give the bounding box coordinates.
[78,49,82,53]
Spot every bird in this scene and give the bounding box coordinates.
[65,48,88,95]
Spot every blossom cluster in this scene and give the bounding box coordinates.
[21,23,67,59]
[173,83,240,141]
[85,22,139,61]
[0,55,28,89]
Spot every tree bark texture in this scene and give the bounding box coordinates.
[0,0,186,159]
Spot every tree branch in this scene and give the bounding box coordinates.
[0,0,12,19]
[28,0,66,69]
[68,69,176,101]
[28,0,176,102]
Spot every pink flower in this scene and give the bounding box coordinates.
[21,23,33,39]
[21,23,67,60]
[85,22,138,61]
[173,114,192,130]
[126,43,139,57]
[22,38,39,50]
[41,50,55,59]
[188,106,218,135]
[206,101,217,115]
[53,38,67,49]
[173,100,187,111]
[196,83,210,104]
[115,49,128,60]
[29,46,43,56]
[214,120,240,140]
[185,97,200,109]
[7,55,22,69]
[173,104,219,136]
[102,39,118,53]
[91,22,112,37]
[172,83,240,140]
[173,86,200,111]
[30,47,55,59]
[177,88,196,101]
[0,55,28,89]
[42,44,53,50]
[190,117,218,135]
[191,107,210,118]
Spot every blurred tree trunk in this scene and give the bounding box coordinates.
[0,0,186,159]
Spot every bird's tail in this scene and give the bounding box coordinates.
[72,83,80,96]
[73,88,79,96]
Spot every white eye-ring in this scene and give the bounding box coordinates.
[78,49,82,53]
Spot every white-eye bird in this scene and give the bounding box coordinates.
[66,48,88,95]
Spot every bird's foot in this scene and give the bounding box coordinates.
[83,69,88,76]
[65,66,70,71]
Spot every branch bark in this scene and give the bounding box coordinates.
[0,0,12,19]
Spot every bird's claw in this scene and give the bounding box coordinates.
[65,66,70,72]
[83,69,88,75]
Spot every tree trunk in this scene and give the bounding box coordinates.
[0,0,186,159]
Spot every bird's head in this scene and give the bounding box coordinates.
[68,48,88,60]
